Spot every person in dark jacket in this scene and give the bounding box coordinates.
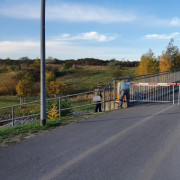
[95,84,102,112]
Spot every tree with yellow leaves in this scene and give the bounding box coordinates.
[46,71,55,83]
[137,49,159,75]
[16,73,34,105]
[47,104,59,119]
[46,81,68,97]
[159,54,172,72]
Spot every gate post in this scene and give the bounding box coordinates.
[173,85,175,105]
[108,85,111,110]
[59,97,61,118]
[178,84,180,106]
[103,89,106,111]
[113,79,116,110]
[12,106,14,126]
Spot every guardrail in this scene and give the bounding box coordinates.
[177,83,180,106]
[0,69,180,127]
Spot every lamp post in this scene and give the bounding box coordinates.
[40,0,46,126]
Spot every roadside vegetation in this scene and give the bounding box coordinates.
[0,111,106,146]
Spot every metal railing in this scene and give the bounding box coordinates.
[103,70,180,111]
[0,69,180,127]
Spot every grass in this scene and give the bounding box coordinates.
[0,96,19,107]
[0,111,104,146]
[56,66,113,93]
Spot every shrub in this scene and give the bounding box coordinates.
[47,99,73,117]
[46,81,68,97]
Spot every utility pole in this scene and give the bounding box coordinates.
[40,0,46,126]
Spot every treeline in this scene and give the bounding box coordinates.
[137,39,180,75]
[0,57,139,69]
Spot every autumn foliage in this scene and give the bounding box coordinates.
[159,54,172,72]
[46,81,68,97]
[137,49,159,75]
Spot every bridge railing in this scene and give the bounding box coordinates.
[0,69,180,127]
[103,70,180,110]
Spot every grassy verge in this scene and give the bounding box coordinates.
[0,96,19,107]
[0,111,104,147]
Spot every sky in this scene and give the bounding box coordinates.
[1,0,180,61]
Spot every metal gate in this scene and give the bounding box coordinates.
[129,83,176,105]
[178,83,180,106]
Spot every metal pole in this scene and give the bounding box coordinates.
[178,86,180,106]
[103,89,106,111]
[59,97,61,118]
[40,0,46,126]
[109,85,111,110]
[113,79,116,110]
[173,85,174,106]
[12,106,14,126]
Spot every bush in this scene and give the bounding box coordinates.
[63,61,74,70]
[109,66,123,78]
[47,99,73,118]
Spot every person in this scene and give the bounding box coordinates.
[95,84,102,112]
[118,80,130,109]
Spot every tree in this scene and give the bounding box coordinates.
[16,73,35,104]
[18,56,30,61]
[46,81,68,97]
[6,57,11,61]
[165,38,180,69]
[31,58,40,69]
[173,54,180,69]
[47,104,59,119]
[46,71,56,83]
[159,54,172,72]
[137,49,159,75]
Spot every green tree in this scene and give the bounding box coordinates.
[165,38,180,69]
[18,56,30,61]
[32,58,40,69]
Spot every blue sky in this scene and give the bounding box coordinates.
[0,0,180,61]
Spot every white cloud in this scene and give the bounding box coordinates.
[46,4,136,23]
[0,39,139,60]
[145,32,180,40]
[169,17,180,26]
[0,31,117,59]
[0,3,136,23]
[55,32,117,42]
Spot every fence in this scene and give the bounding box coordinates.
[103,70,180,111]
[129,83,176,104]
[178,83,180,106]
[0,69,180,127]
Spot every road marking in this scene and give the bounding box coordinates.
[40,105,173,180]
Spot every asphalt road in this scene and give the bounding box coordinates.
[1,102,180,180]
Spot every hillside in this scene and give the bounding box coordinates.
[0,58,138,107]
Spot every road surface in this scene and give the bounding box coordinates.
[1,102,180,180]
